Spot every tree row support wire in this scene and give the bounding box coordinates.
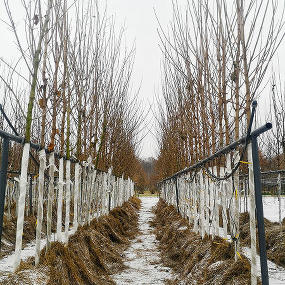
[158,104,271,285]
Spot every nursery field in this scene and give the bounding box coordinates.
[1,196,285,284]
[1,0,285,284]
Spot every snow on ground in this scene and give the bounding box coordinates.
[262,196,285,222]
[240,196,285,223]
[242,247,285,285]
[0,228,76,275]
[112,197,175,285]
[1,196,285,284]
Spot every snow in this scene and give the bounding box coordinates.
[262,196,285,222]
[242,247,285,285]
[240,196,285,223]
[0,196,285,284]
[112,197,175,284]
[0,228,76,275]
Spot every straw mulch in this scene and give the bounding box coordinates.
[1,197,141,285]
[152,199,258,285]
[239,211,285,268]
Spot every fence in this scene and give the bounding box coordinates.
[0,129,135,271]
[158,101,271,285]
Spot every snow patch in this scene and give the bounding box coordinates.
[112,197,175,284]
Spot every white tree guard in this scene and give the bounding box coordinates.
[205,174,210,235]
[35,149,46,265]
[193,179,199,233]
[226,153,234,238]
[119,177,124,207]
[64,160,71,243]
[46,152,55,250]
[233,150,240,260]
[73,163,80,230]
[14,142,30,271]
[56,158,64,242]
[96,173,102,217]
[199,171,205,238]
[89,170,97,223]
[213,166,220,237]
[248,144,257,285]
[84,159,92,224]
[220,167,228,239]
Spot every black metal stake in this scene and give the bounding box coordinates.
[108,191,111,212]
[0,137,9,251]
[29,175,33,215]
[252,135,269,285]
[175,177,180,214]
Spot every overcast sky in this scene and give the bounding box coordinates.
[107,0,181,159]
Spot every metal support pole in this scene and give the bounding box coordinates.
[278,173,282,231]
[251,135,269,285]
[108,191,111,212]
[0,137,9,251]
[175,177,180,214]
[29,175,33,215]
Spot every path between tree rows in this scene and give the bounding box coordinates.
[112,197,175,284]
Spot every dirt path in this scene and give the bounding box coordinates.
[112,197,174,285]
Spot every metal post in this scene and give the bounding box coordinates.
[251,135,269,285]
[0,137,9,251]
[175,177,180,214]
[108,191,111,212]
[278,173,282,231]
[29,174,33,215]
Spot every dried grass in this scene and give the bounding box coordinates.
[1,197,141,284]
[152,199,256,284]
[239,211,285,268]
[38,196,141,284]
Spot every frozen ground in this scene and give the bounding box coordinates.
[0,228,75,275]
[112,197,175,284]
[0,196,284,284]
[242,247,285,285]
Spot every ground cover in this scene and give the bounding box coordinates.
[0,197,141,284]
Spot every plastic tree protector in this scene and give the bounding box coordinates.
[56,158,64,242]
[14,142,30,271]
[226,153,234,238]
[73,163,80,231]
[248,144,257,285]
[199,171,205,238]
[213,166,220,237]
[35,149,46,265]
[220,167,228,239]
[65,160,71,243]
[46,152,55,250]
[205,174,210,235]
[193,179,199,233]
[233,150,240,261]
[85,158,92,224]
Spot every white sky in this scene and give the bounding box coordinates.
[0,0,284,159]
[107,0,181,159]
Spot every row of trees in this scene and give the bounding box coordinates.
[0,0,146,183]
[154,0,285,180]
